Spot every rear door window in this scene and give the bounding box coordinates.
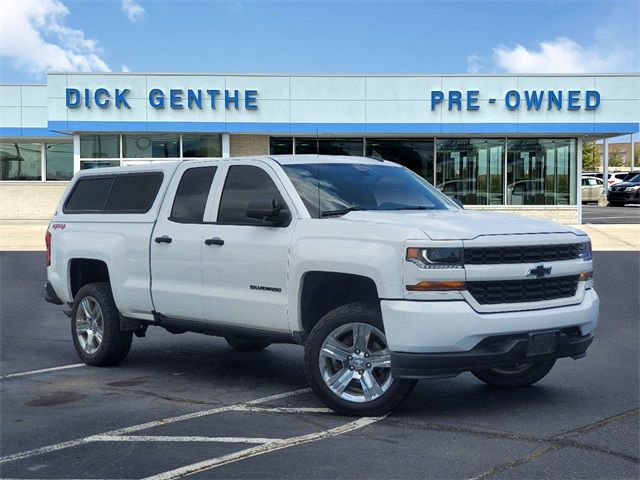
[169,166,217,223]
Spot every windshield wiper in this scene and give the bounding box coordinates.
[321,207,365,217]
[321,206,433,217]
[382,206,432,211]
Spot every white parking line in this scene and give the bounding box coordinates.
[94,435,281,444]
[1,384,379,480]
[585,216,637,220]
[0,388,310,464]
[143,415,386,480]
[0,363,85,380]
[240,405,333,414]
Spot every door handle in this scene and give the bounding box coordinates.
[204,237,224,246]
[155,235,172,244]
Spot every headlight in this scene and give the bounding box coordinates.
[625,186,640,192]
[579,241,593,261]
[406,247,464,269]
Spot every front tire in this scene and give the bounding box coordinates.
[471,359,556,388]
[304,302,416,416]
[71,283,132,366]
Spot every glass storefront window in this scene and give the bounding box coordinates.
[366,139,434,184]
[46,143,74,180]
[294,138,317,154]
[80,160,121,170]
[436,139,504,205]
[123,134,179,158]
[0,142,41,180]
[295,138,364,156]
[270,137,293,155]
[182,134,222,157]
[506,139,576,205]
[80,134,119,159]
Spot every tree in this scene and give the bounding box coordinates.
[582,141,599,171]
[608,149,625,167]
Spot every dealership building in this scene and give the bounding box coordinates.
[1,73,638,223]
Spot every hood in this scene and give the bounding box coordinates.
[612,181,640,188]
[341,209,585,240]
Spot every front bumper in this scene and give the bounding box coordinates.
[381,288,599,378]
[608,190,640,204]
[391,330,593,378]
[381,288,599,353]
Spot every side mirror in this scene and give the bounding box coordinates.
[452,198,464,209]
[246,198,291,227]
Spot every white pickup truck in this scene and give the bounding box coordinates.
[45,155,599,415]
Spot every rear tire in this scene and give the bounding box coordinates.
[304,302,416,416]
[471,359,556,388]
[225,336,271,352]
[71,283,132,366]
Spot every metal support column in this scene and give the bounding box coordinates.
[577,137,583,224]
[603,139,609,191]
[73,134,81,173]
[600,138,609,207]
[221,133,231,158]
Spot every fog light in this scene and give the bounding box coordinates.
[578,271,593,289]
[578,271,593,281]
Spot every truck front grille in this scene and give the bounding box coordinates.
[464,244,582,265]
[467,275,579,305]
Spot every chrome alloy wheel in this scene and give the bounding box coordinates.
[75,296,104,355]
[319,322,393,403]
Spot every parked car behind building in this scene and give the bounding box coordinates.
[607,172,640,206]
[581,176,604,203]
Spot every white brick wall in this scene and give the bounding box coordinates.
[229,135,269,157]
[0,182,68,219]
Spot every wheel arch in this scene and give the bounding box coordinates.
[296,271,380,341]
[69,258,111,299]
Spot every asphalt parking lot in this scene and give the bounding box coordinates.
[583,205,640,224]
[1,251,638,479]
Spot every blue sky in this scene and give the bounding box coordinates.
[0,0,637,141]
[0,0,638,83]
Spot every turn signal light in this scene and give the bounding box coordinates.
[406,281,466,291]
[578,271,593,281]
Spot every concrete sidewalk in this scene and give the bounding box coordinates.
[1,220,638,251]
[0,221,49,252]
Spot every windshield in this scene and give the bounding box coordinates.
[282,163,455,218]
[625,173,640,183]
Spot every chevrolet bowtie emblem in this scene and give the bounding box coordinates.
[527,264,552,278]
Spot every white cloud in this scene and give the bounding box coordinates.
[492,37,633,73]
[466,54,483,74]
[121,65,130,72]
[0,0,110,77]
[229,2,244,12]
[468,6,638,74]
[121,0,145,22]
